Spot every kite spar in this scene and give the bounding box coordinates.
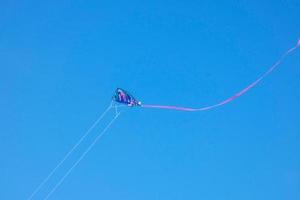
[141,39,300,111]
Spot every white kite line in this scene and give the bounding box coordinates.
[43,112,121,200]
[27,102,114,200]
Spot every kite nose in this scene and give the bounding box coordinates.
[297,38,300,46]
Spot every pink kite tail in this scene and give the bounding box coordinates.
[142,39,300,112]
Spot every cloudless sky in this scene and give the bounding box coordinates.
[1,0,300,199]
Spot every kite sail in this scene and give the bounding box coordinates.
[118,39,300,112]
[113,88,141,106]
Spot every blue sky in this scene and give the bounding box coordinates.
[1,0,300,199]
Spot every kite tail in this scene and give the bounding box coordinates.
[142,39,300,112]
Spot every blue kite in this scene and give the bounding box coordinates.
[113,88,141,106]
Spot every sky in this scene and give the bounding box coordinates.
[1,0,300,199]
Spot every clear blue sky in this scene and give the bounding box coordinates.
[1,0,300,199]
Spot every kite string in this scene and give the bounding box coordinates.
[27,102,113,200]
[43,111,121,200]
[142,40,300,111]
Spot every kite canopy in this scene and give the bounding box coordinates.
[113,88,141,106]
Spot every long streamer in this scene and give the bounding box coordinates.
[142,39,300,112]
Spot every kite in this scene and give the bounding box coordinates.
[113,88,141,106]
[27,39,299,200]
[114,39,300,111]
